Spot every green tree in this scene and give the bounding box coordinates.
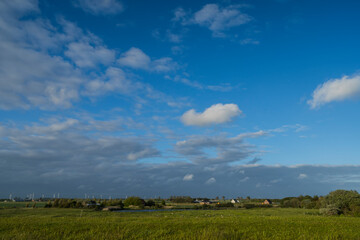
[323,190,360,214]
[123,197,145,207]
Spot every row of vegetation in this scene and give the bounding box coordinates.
[3,189,360,216]
[280,190,360,216]
[42,197,165,210]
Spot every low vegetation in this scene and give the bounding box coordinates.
[2,189,360,239]
[2,208,360,239]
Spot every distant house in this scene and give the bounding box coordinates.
[263,199,272,205]
[230,199,239,204]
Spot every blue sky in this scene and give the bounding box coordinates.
[1,0,360,199]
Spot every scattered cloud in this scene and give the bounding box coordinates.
[175,130,265,164]
[181,103,242,126]
[270,124,308,134]
[206,177,216,184]
[118,47,178,73]
[183,174,194,181]
[172,7,188,23]
[240,38,259,45]
[167,30,183,43]
[65,41,115,68]
[308,74,360,109]
[247,157,262,164]
[0,1,91,109]
[298,173,308,179]
[240,176,250,182]
[73,0,124,15]
[0,1,184,110]
[117,47,151,70]
[2,135,360,198]
[0,117,159,172]
[171,46,184,55]
[173,4,252,37]
[168,75,233,91]
[270,178,282,183]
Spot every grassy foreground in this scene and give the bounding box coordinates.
[1,208,360,239]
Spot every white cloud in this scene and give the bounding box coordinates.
[181,103,242,126]
[169,75,233,91]
[118,47,177,73]
[172,7,187,23]
[240,176,249,182]
[183,174,194,181]
[206,177,216,184]
[0,0,39,16]
[28,118,79,133]
[298,173,308,179]
[117,47,151,69]
[65,42,115,68]
[84,67,136,96]
[173,4,251,37]
[0,1,103,109]
[167,31,182,43]
[0,1,183,110]
[74,0,123,15]
[308,75,360,109]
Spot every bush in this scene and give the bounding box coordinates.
[320,205,342,216]
[257,204,273,208]
[123,197,145,207]
[243,204,256,209]
[194,204,214,210]
[350,205,360,217]
[216,202,234,208]
[324,190,360,212]
[145,200,155,207]
[44,201,52,208]
[169,196,193,203]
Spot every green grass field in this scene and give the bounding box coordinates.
[1,207,360,239]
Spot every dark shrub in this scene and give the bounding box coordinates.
[243,204,256,209]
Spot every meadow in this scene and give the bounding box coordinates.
[1,207,360,239]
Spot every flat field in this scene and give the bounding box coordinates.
[1,208,360,239]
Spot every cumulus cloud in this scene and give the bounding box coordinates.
[118,47,177,73]
[117,47,150,69]
[65,42,115,68]
[84,67,136,96]
[181,103,242,126]
[0,0,183,110]
[173,4,252,37]
[0,1,99,109]
[183,174,194,181]
[308,74,360,109]
[73,0,123,15]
